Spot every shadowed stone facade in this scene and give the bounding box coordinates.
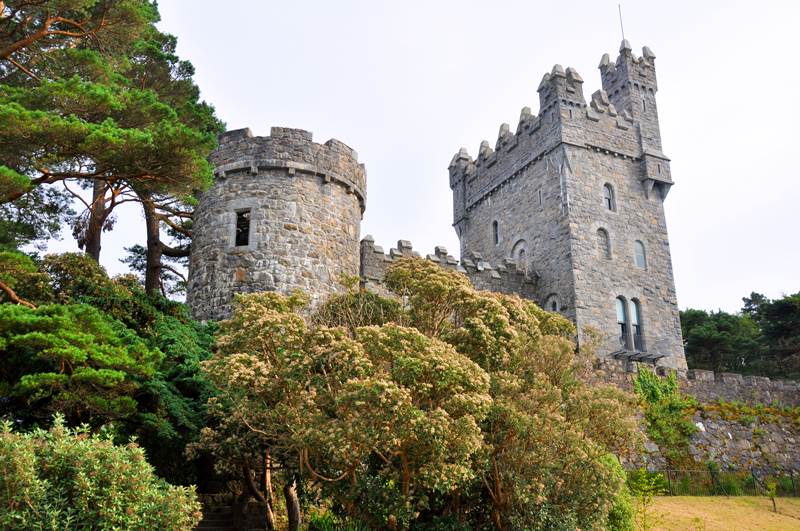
[448,40,686,369]
[187,127,365,320]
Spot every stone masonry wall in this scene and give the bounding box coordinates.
[187,127,366,321]
[595,359,800,408]
[360,237,536,300]
[449,41,686,369]
[595,359,800,473]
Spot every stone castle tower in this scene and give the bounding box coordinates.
[187,41,686,370]
[449,40,685,369]
[186,127,366,320]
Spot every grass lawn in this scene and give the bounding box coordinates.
[651,496,800,530]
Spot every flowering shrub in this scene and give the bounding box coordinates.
[0,416,201,530]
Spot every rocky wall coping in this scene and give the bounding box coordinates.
[598,359,800,404]
[360,236,536,285]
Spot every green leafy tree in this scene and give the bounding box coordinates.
[680,308,760,373]
[0,185,74,251]
[683,292,800,380]
[745,292,800,380]
[0,415,201,530]
[1,1,223,296]
[198,258,640,530]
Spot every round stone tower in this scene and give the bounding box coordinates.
[187,126,366,321]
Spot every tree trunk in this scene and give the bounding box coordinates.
[284,476,301,531]
[264,450,276,531]
[141,193,163,295]
[84,180,106,262]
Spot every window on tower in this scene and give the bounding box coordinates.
[631,298,645,351]
[492,220,499,245]
[544,294,559,313]
[616,297,630,349]
[235,209,251,247]
[634,240,647,269]
[596,228,611,259]
[603,184,616,211]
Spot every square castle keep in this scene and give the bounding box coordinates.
[187,41,687,370]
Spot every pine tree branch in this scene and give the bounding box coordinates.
[0,279,36,308]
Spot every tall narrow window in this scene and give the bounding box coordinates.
[545,295,559,312]
[235,209,251,247]
[596,228,611,259]
[537,188,543,205]
[634,240,647,269]
[603,184,615,211]
[631,299,644,351]
[642,98,647,113]
[492,220,499,245]
[616,297,629,349]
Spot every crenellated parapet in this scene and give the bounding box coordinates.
[359,236,537,300]
[211,127,367,212]
[187,126,366,321]
[448,45,664,222]
[595,358,800,407]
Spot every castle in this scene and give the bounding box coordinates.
[187,40,687,371]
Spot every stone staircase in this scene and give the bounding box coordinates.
[195,505,234,531]
[195,503,267,531]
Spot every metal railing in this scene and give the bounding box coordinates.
[631,467,800,497]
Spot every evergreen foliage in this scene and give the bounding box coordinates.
[0,252,215,485]
[682,291,800,380]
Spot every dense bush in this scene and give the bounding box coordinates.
[633,367,698,467]
[0,416,201,530]
[197,257,640,530]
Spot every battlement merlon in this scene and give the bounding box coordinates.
[449,42,674,212]
[599,40,658,94]
[538,64,587,111]
[359,236,537,299]
[211,126,367,213]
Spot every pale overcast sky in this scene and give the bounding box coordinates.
[44,0,800,312]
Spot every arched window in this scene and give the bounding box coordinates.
[492,221,499,245]
[616,297,630,348]
[634,240,647,269]
[631,299,644,351]
[511,239,527,273]
[603,184,616,211]
[545,294,559,313]
[596,228,611,259]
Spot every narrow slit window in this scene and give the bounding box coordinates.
[616,297,630,348]
[634,240,647,269]
[492,220,499,245]
[603,184,615,211]
[235,210,251,247]
[537,188,543,205]
[632,299,644,351]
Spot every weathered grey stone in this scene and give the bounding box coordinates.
[187,127,365,320]
[449,40,685,369]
